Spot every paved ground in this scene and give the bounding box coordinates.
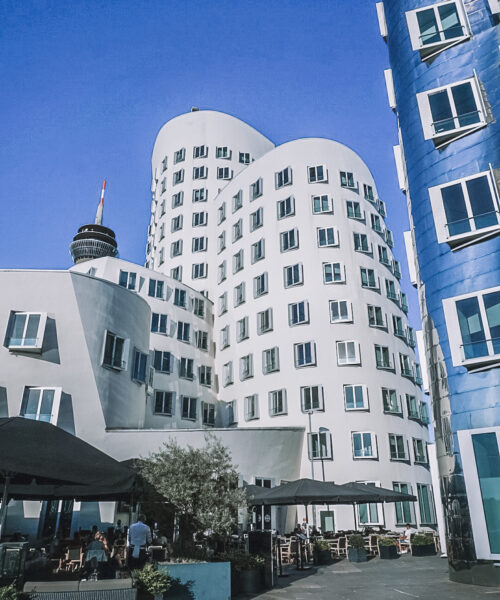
[246,555,500,599]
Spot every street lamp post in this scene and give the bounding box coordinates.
[307,410,316,528]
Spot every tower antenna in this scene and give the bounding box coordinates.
[95,180,106,225]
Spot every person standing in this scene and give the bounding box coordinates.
[128,514,152,569]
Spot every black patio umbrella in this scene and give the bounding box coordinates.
[253,479,360,507]
[343,482,417,502]
[243,483,273,504]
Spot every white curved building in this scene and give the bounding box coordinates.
[147,110,434,531]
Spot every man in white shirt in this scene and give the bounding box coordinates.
[398,523,415,553]
[128,514,152,568]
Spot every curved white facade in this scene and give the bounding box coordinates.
[147,111,434,530]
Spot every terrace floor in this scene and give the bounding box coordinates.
[248,554,500,599]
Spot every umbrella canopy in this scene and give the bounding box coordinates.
[343,481,417,502]
[243,483,272,504]
[252,479,361,506]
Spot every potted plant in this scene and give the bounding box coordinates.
[215,550,265,596]
[378,537,399,559]
[411,533,436,557]
[347,534,367,563]
[133,564,172,600]
[313,539,332,565]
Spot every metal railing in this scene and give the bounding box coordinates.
[461,337,500,361]
[433,110,481,134]
[445,211,499,232]
[419,24,465,46]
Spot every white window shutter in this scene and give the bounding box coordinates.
[384,69,397,109]
[376,2,388,37]
[405,9,421,51]
[416,91,434,140]
[403,230,418,287]
[393,145,406,191]
[428,185,447,244]
[488,0,500,15]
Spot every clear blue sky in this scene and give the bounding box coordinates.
[0,0,420,328]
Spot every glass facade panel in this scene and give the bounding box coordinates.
[467,176,497,231]
[417,8,439,45]
[456,296,487,359]
[452,82,480,128]
[485,291,500,355]
[442,183,469,236]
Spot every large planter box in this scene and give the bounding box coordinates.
[379,545,399,559]
[158,562,230,600]
[412,544,436,557]
[237,568,263,595]
[314,549,333,565]
[348,548,367,563]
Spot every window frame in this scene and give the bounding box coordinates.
[6,311,47,352]
[352,431,378,459]
[344,384,369,411]
[288,300,309,326]
[20,386,62,424]
[308,165,328,184]
[277,196,295,220]
[268,389,287,416]
[336,340,361,366]
[301,385,324,412]
[154,390,174,416]
[293,341,317,368]
[329,300,353,323]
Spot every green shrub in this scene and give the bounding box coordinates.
[213,550,265,572]
[0,585,17,600]
[349,534,365,550]
[411,533,434,546]
[378,537,396,547]
[314,539,330,551]
[133,564,172,596]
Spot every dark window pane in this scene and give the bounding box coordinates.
[417,8,440,45]
[484,291,500,354]
[442,183,469,236]
[466,176,497,230]
[429,90,454,132]
[452,82,480,128]
[456,297,487,358]
[439,3,462,40]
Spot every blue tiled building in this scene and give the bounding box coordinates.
[377,0,500,585]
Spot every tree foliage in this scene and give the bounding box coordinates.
[138,435,245,545]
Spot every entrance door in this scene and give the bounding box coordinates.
[320,510,335,533]
[255,478,272,530]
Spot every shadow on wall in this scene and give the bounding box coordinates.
[57,392,75,435]
[41,317,60,364]
[0,387,8,417]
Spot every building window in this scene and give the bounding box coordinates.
[174,288,186,308]
[354,233,370,253]
[158,248,165,266]
[393,315,406,338]
[177,321,190,342]
[234,282,246,307]
[344,385,368,410]
[218,261,227,283]
[254,272,269,298]
[386,279,399,303]
[160,178,167,193]
[236,316,249,342]
[277,196,295,219]
[420,401,430,424]
[193,165,208,180]
[301,385,324,412]
[193,145,208,159]
[239,152,251,164]
[217,231,226,253]
[6,312,47,351]
[318,227,338,248]
[429,171,500,248]
[284,263,304,287]
[312,194,332,214]
[132,349,148,383]
[275,167,292,189]
[170,266,182,281]
[416,76,487,147]
[218,292,228,316]
[363,183,375,202]
[330,300,352,323]
[308,165,327,183]
[192,263,207,279]
[181,396,197,420]
[406,394,420,420]
[194,297,205,318]
[199,365,212,387]
[357,481,384,526]
[417,484,437,525]
[378,245,390,266]
[280,229,299,252]
[250,177,263,200]
[220,325,230,349]
[389,434,408,461]
[153,350,173,373]
[382,388,402,414]
[250,207,264,231]
[400,353,413,378]
[227,400,237,425]
[202,402,215,426]
[323,262,345,284]
[193,188,207,203]
[244,394,259,420]
[371,213,384,235]
[289,300,309,326]
[119,270,136,290]
[251,239,265,263]
[223,361,233,386]
[375,345,393,370]
[173,148,185,163]
[232,219,243,242]
[192,236,207,253]
[232,190,243,213]
[179,357,194,380]
[216,146,231,159]
[337,341,360,365]
[257,308,273,334]
[239,354,253,380]
[173,169,184,185]
[171,215,183,232]
[20,387,61,424]
[308,431,333,460]
[233,249,244,273]
[149,278,164,298]
[154,391,174,415]
[294,341,316,367]
[171,240,183,257]
[368,305,386,329]
[347,200,363,220]
[352,432,377,459]
[400,292,409,313]
[262,347,279,373]
[161,156,168,172]
[195,330,208,350]
[340,171,355,189]
[393,482,416,525]
[269,389,287,416]
[217,166,233,180]
[413,439,428,463]
[172,191,184,207]
[151,313,168,334]
[406,1,469,59]
[193,211,208,227]
[361,268,378,290]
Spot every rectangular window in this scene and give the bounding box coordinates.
[192,211,208,227]
[308,165,327,183]
[217,166,232,180]
[250,177,263,200]
[352,432,377,459]
[202,402,215,426]
[354,233,370,253]
[192,236,207,253]
[173,169,184,185]
[20,387,61,424]
[262,347,279,373]
[413,438,428,463]
[236,316,249,342]
[251,238,265,263]
[344,384,368,410]
[371,213,384,234]
[151,313,168,334]
[363,183,375,201]
[154,391,174,415]
[289,301,309,326]
[132,349,148,383]
[174,288,186,308]
[386,279,398,303]
[179,357,194,380]
[393,260,402,279]
[181,396,197,420]
[172,191,184,208]
[244,394,259,420]
[171,240,183,257]
[312,194,332,214]
[254,272,269,298]
[389,434,408,460]
[347,200,363,220]
[269,389,287,416]
[275,167,292,189]
[233,249,244,273]
[161,156,168,172]
[192,263,207,279]
[301,385,324,412]
[161,178,167,193]
[234,282,246,307]
[195,329,208,351]
[378,245,390,266]
[218,292,228,315]
[227,400,237,425]
[250,207,264,231]
[323,262,344,284]
[318,227,338,247]
[239,354,253,380]
[218,260,227,283]
[153,350,173,373]
[393,315,406,338]
[171,215,183,232]
[193,145,208,158]
[232,219,243,241]
[368,305,386,329]
[375,345,393,370]
[177,321,190,342]
[277,196,295,219]
[340,171,355,189]
[170,266,182,281]
[119,270,136,290]
[220,325,230,349]
[393,482,416,525]
[194,297,205,318]
[337,341,360,365]
[407,394,420,420]
[284,263,304,287]
[216,146,231,159]
[417,484,437,525]
[330,300,352,323]
[382,388,402,414]
[174,148,185,163]
[148,279,164,298]
[199,365,212,387]
[217,231,226,253]
[7,312,47,351]
[193,188,207,203]
[223,361,233,386]
[308,431,333,460]
[294,341,316,367]
[257,308,273,334]
[420,401,430,424]
[400,353,413,378]
[280,228,299,252]
[361,268,378,290]
[232,190,243,212]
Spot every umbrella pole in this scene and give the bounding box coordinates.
[0,474,11,541]
[352,503,357,531]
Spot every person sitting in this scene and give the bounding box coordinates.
[397,523,415,553]
[84,532,109,579]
